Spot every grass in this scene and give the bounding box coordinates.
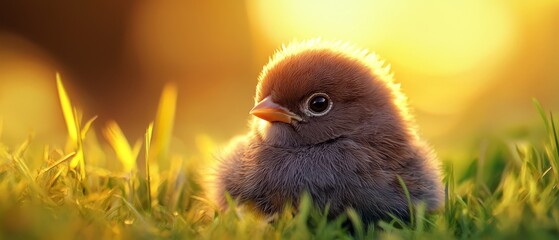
[1,77,559,239]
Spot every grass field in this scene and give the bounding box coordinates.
[1,78,558,239]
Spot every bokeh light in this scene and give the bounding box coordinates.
[0,33,64,143]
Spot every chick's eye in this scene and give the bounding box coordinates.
[304,93,333,117]
[310,96,328,112]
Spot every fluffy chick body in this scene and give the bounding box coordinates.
[214,40,443,224]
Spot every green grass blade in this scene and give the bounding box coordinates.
[397,175,414,226]
[533,98,549,131]
[347,208,365,240]
[548,112,559,182]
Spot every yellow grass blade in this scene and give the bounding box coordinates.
[81,116,98,140]
[145,122,154,209]
[14,134,33,158]
[103,121,138,173]
[145,123,153,163]
[69,108,85,179]
[56,73,78,143]
[151,83,177,160]
[142,83,176,206]
[69,149,82,172]
[38,152,76,176]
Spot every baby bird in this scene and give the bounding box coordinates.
[213,40,444,224]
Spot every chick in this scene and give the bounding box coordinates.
[213,40,444,224]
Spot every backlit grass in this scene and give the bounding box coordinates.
[0,78,558,239]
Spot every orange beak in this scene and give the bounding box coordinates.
[249,96,302,123]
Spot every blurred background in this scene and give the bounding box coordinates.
[0,0,558,163]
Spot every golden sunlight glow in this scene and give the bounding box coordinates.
[246,0,389,47]
[381,1,515,75]
[248,0,515,75]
